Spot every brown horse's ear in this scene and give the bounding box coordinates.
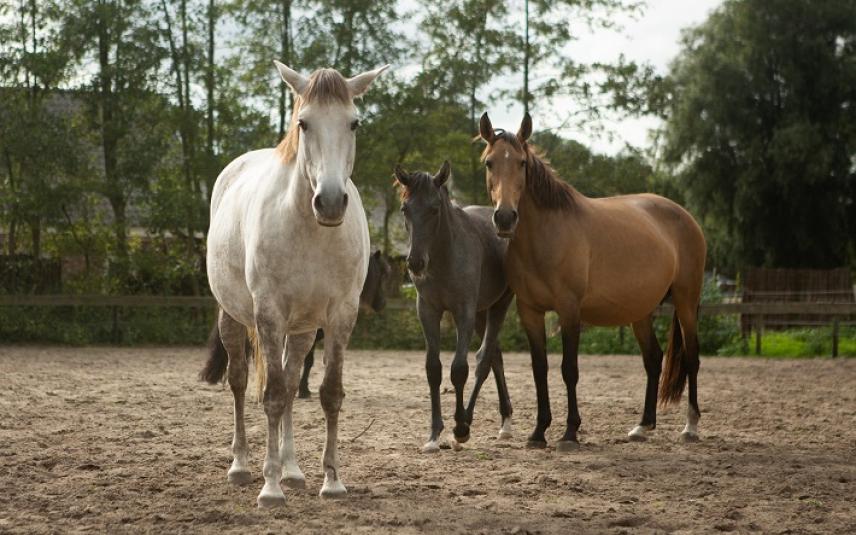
[479,112,494,143]
[393,164,411,187]
[517,112,532,143]
[433,160,451,187]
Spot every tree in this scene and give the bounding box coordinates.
[656,0,856,271]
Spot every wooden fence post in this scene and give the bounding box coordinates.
[832,318,839,358]
[754,315,763,355]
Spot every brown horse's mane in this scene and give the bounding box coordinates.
[276,68,351,163]
[482,131,578,211]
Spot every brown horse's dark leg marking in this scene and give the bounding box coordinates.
[558,316,582,451]
[518,301,550,448]
[417,296,444,452]
[629,315,663,440]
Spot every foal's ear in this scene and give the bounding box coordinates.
[433,160,451,187]
[347,65,390,97]
[517,112,533,143]
[393,164,411,187]
[373,250,382,260]
[479,112,494,143]
[274,60,309,95]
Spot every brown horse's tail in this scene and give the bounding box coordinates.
[200,319,229,384]
[659,312,687,407]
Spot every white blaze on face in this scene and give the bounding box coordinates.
[504,150,510,159]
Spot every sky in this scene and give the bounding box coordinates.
[485,0,724,155]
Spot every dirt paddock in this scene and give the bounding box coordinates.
[1,346,854,534]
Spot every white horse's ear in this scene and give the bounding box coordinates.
[347,65,390,97]
[274,60,309,95]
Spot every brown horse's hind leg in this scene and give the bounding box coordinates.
[628,315,663,442]
[672,287,702,442]
[219,311,252,486]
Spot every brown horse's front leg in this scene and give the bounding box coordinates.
[558,313,582,452]
[518,301,550,448]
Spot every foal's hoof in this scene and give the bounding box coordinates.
[257,487,287,508]
[497,418,513,440]
[556,440,580,453]
[627,425,654,442]
[227,468,253,486]
[526,439,547,449]
[320,479,347,498]
[453,423,471,443]
[282,475,306,490]
[679,431,700,443]
[421,440,441,454]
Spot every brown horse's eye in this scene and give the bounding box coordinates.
[485,160,493,170]
[520,160,526,168]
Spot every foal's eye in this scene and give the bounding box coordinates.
[298,119,307,132]
[351,119,360,131]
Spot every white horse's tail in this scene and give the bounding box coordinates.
[248,327,266,402]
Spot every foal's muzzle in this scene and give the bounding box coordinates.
[407,254,428,278]
[312,184,349,227]
[493,208,518,238]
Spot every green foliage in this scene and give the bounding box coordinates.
[655,0,856,272]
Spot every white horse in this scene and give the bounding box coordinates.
[206,61,387,507]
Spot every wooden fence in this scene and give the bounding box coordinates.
[1,295,855,357]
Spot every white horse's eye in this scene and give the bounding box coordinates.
[298,119,307,131]
[351,119,360,131]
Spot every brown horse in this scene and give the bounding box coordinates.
[478,112,707,451]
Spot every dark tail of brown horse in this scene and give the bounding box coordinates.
[659,312,687,406]
[200,321,229,384]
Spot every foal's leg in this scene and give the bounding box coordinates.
[318,317,356,498]
[557,309,582,452]
[465,291,514,440]
[450,304,476,443]
[298,331,319,399]
[418,296,444,453]
[280,332,315,489]
[255,313,288,508]
[628,315,664,441]
[518,301,551,448]
[219,311,252,485]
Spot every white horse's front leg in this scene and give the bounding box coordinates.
[279,332,315,490]
[256,316,288,508]
[318,318,353,498]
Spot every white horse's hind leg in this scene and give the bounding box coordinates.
[319,325,350,498]
[279,333,314,490]
[256,316,288,508]
[219,312,253,486]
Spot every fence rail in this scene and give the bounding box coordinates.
[2,295,854,356]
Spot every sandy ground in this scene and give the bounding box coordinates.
[0,346,854,534]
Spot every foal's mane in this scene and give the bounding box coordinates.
[481,131,578,211]
[276,68,352,163]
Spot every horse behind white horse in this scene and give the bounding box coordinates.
[205,61,387,507]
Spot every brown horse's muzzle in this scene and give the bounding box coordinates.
[493,207,518,237]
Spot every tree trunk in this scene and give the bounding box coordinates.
[523,0,529,115]
[278,0,292,139]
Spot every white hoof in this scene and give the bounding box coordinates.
[421,440,440,454]
[227,468,253,486]
[627,424,654,442]
[320,478,347,498]
[257,484,287,508]
[680,423,700,443]
[497,418,513,440]
[680,431,700,443]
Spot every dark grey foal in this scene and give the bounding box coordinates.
[202,251,391,395]
[395,161,514,453]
